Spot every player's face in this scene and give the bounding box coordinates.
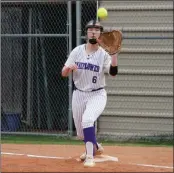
[87,27,101,40]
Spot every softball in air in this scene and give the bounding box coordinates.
[97,7,108,19]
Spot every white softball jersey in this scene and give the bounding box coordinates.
[64,44,112,139]
[65,44,112,92]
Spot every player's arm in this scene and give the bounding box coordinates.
[103,52,118,77]
[61,48,78,77]
[61,64,78,77]
[109,53,118,76]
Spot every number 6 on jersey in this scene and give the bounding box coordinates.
[92,76,97,83]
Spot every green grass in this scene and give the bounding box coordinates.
[1,134,173,147]
[1,135,84,145]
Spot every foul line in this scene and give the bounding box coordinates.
[1,152,71,160]
[1,152,24,156]
[130,163,173,169]
[1,152,173,169]
[1,152,118,163]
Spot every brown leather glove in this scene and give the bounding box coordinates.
[97,30,122,55]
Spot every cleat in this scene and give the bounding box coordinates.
[84,156,95,167]
[95,143,104,155]
[80,152,86,161]
[80,143,104,161]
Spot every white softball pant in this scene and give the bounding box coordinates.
[72,88,107,139]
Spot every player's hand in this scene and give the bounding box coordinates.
[67,64,78,72]
[62,64,78,77]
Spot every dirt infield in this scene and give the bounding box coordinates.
[1,144,173,172]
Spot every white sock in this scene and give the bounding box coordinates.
[86,141,94,158]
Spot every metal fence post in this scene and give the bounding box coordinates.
[68,1,73,137]
[96,0,99,21]
[76,1,81,46]
[26,8,32,126]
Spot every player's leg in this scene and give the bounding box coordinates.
[82,90,107,166]
[80,133,104,161]
[93,122,103,153]
[72,90,86,140]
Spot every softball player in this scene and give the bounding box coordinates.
[61,20,118,167]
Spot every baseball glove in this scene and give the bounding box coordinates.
[97,30,122,55]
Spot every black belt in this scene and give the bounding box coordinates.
[74,86,104,92]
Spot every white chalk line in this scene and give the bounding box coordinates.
[1,152,71,160]
[27,154,71,159]
[130,163,173,169]
[1,152,24,156]
[1,152,118,163]
[1,152,173,169]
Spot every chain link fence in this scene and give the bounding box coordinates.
[1,0,173,142]
[1,1,72,136]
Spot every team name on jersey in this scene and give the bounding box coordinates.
[75,62,100,72]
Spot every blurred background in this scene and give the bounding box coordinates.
[1,0,173,142]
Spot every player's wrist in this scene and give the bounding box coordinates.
[111,54,118,66]
[61,66,72,77]
[110,52,118,56]
[111,64,117,67]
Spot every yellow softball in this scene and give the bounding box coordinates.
[97,7,108,19]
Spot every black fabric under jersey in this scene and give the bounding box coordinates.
[109,65,118,76]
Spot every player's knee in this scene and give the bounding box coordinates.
[76,135,84,140]
[82,121,94,129]
[76,129,84,140]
